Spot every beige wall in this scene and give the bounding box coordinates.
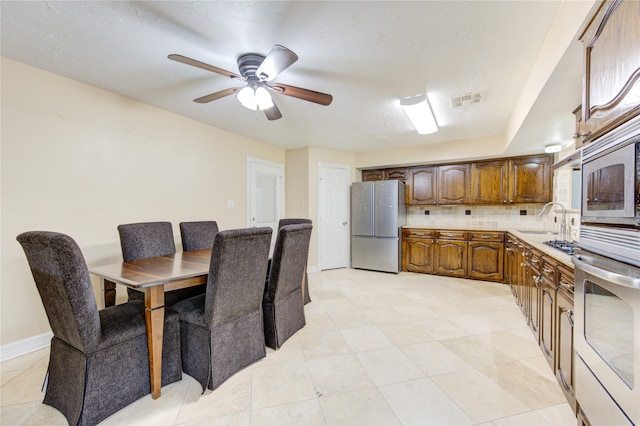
[0,57,285,346]
[354,134,505,169]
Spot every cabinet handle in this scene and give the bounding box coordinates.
[433,201,437,205]
[510,200,514,203]
[479,235,492,239]
[503,200,507,203]
[580,132,591,137]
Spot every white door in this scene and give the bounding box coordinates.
[318,162,350,270]
[247,157,284,251]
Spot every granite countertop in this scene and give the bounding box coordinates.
[403,225,575,268]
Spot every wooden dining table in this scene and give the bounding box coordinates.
[89,249,212,399]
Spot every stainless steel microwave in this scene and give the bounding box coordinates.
[580,116,640,267]
[581,118,639,227]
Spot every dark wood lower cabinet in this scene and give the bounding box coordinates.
[435,239,467,277]
[468,241,504,281]
[403,238,436,273]
[539,276,556,369]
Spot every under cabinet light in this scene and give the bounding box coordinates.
[400,95,438,135]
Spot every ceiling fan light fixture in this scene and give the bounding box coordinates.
[237,85,274,111]
[255,86,274,110]
[237,86,258,110]
[400,95,438,135]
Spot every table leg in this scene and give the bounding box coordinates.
[101,279,117,308]
[144,286,165,399]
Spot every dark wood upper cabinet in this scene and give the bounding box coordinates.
[362,168,407,182]
[579,0,640,144]
[507,155,552,204]
[438,164,470,204]
[408,167,438,205]
[471,160,509,204]
[407,165,469,205]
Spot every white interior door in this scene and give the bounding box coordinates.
[318,162,350,270]
[247,157,284,252]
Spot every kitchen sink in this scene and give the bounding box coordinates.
[516,230,559,235]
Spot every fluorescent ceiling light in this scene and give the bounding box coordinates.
[400,95,438,134]
[544,144,562,153]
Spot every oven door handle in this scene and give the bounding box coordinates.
[573,256,640,289]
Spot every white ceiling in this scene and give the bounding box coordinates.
[0,1,584,157]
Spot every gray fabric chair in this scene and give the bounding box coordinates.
[16,231,182,426]
[277,218,312,304]
[118,222,204,305]
[263,223,313,349]
[179,221,219,251]
[171,227,272,391]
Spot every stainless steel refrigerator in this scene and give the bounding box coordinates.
[351,180,406,273]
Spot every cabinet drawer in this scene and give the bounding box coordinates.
[557,264,574,294]
[468,231,503,242]
[527,248,543,272]
[541,257,557,282]
[436,230,467,240]
[404,228,434,239]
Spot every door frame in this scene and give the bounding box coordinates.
[317,162,351,271]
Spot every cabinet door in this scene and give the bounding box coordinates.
[526,249,543,341]
[508,155,552,203]
[471,160,508,204]
[435,240,467,277]
[384,168,408,182]
[468,241,504,282]
[579,0,640,143]
[556,288,577,413]
[505,238,517,297]
[403,238,436,273]
[438,164,470,204]
[540,276,556,369]
[362,169,385,181]
[408,167,437,205]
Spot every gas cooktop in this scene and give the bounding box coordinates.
[544,240,576,256]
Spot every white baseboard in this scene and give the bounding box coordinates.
[0,332,52,362]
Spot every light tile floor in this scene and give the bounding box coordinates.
[1,269,577,425]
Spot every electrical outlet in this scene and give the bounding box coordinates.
[424,210,430,215]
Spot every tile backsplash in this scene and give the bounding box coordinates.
[407,204,580,240]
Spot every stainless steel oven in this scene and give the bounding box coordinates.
[573,250,640,425]
[580,115,640,266]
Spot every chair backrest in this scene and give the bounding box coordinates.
[16,231,101,352]
[266,223,313,302]
[204,227,272,328]
[117,222,176,262]
[278,218,312,230]
[179,221,219,251]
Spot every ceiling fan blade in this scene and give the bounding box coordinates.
[193,88,239,103]
[271,83,333,106]
[255,45,298,82]
[263,103,283,121]
[168,54,241,79]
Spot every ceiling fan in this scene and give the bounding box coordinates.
[168,45,333,121]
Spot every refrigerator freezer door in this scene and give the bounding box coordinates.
[374,181,401,237]
[351,182,374,237]
[352,236,401,273]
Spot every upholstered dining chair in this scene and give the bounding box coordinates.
[277,218,312,304]
[118,221,204,305]
[179,221,219,251]
[16,231,182,426]
[263,222,313,349]
[171,227,272,391]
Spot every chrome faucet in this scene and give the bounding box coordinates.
[538,202,568,240]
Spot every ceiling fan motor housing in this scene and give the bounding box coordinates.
[238,54,266,82]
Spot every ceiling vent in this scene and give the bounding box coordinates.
[450,93,481,108]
